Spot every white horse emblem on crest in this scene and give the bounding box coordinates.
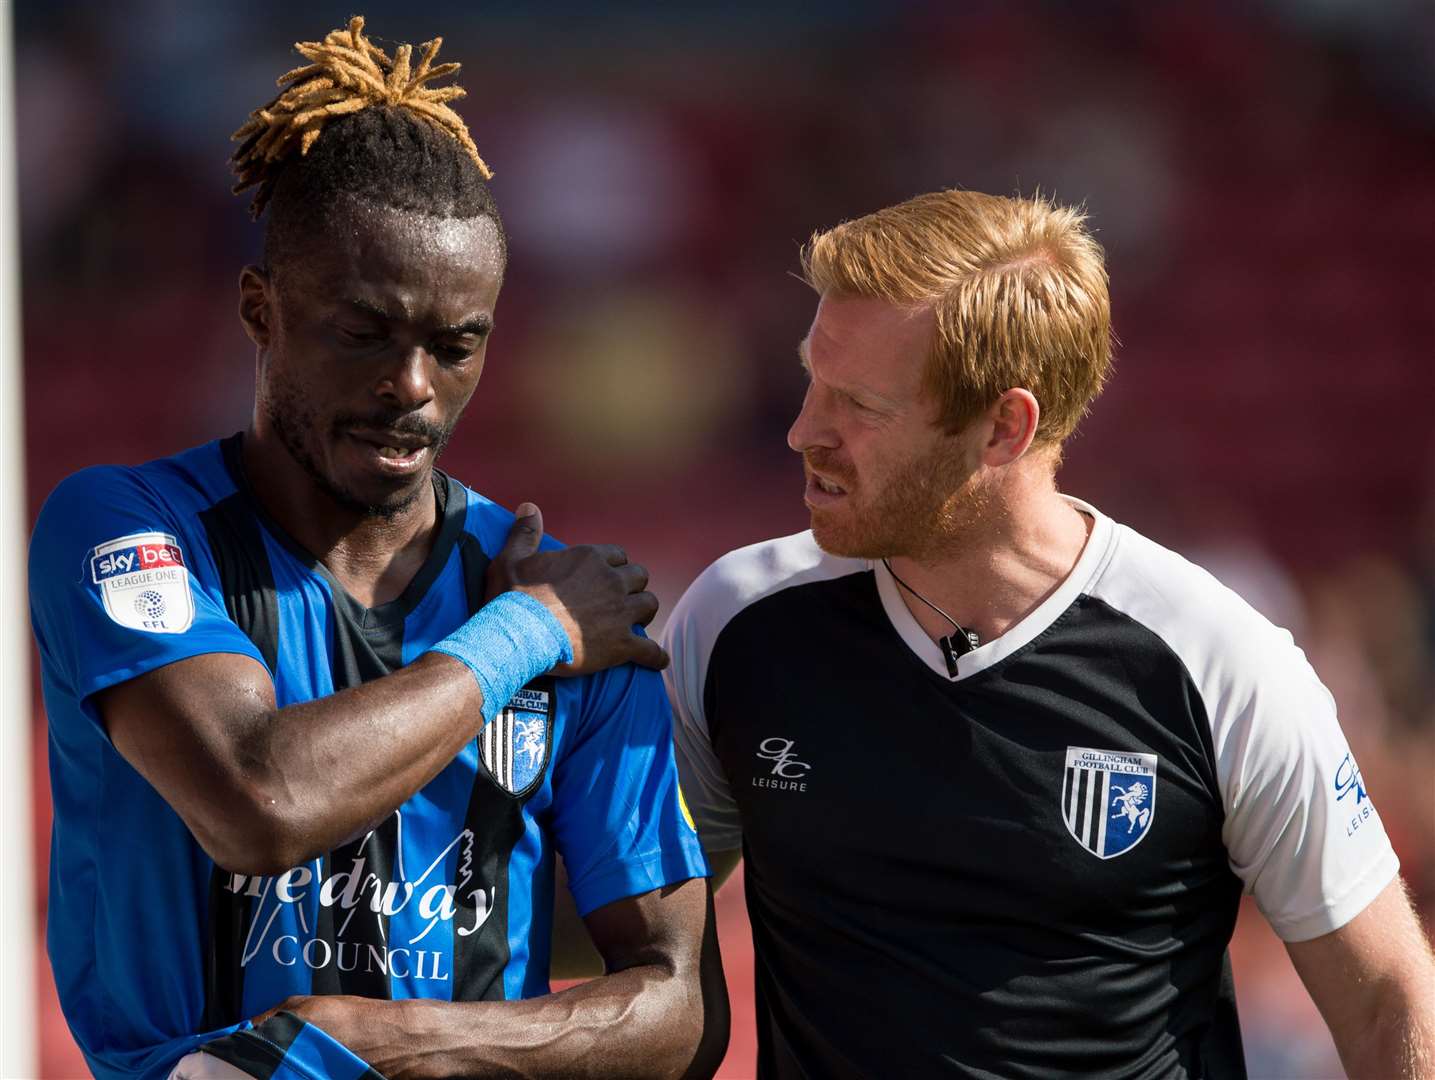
[481,688,552,796]
[515,718,545,770]
[1110,781,1152,833]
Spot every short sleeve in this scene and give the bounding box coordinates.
[29,466,267,723]
[662,564,746,855]
[1092,528,1402,945]
[1215,630,1399,942]
[549,661,708,917]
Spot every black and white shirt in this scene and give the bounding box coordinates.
[664,498,1398,1079]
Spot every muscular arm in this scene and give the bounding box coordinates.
[100,649,488,875]
[1286,877,1435,1079]
[550,850,742,980]
[98,510,666,875]
[268,877,730,1080]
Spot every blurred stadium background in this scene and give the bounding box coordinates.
[14,1,1434,1076]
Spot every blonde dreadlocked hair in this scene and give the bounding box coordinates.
[232,16,491,220]
[230,16,504,272]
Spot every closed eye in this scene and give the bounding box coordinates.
[336,326,387,348]
[841,390,881,415]
[429,337,482,365]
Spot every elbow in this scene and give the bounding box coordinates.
[673,951,730,1080]
[206,829,309,880]
[622,953,729,1079]
[189,783,315,877]
[683,986,730,1080]
[674,882,731,1079]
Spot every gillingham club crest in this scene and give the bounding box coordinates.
[481,685,553,797]
[1062,746,1158,859]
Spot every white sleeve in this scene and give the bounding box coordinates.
[1209,625,1399,942]
[662,564,744,855]
[1093,529,1400,944]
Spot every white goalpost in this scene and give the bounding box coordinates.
[0,1,38,1075]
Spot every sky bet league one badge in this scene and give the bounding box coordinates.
[88,531,195,634]
[1062,746,1158,859]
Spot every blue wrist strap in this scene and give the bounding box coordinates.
[427,591,573,725]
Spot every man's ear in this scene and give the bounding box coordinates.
[980,388,1041,468]
[238,265,274,350]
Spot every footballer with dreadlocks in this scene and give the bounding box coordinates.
[31,18,726,1080]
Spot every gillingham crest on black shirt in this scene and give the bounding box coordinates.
[1063,746,1157,859]
[664,497,1400,1080]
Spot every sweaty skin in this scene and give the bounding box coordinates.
[259,880,729,1080]
[102,203,666,874]
[98,201,726,1078]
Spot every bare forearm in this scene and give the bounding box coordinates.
[101,648,495,875]
[264,882,728,1079]
[299,967,711,1080]
[238,653,483,869]
[1333,978,1435,1080]
[1290,880,1435,1080]
[412,967,694,1080]
[101,519,667,877]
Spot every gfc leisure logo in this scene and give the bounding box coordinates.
[754,736,810,792]
[1334,750,1379,839]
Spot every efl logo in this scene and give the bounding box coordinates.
[91,539,185,582]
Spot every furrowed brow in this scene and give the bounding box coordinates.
[343,298,403,321]
[443,314,493,336]
[343,299,491,336]
[798,341,902,413]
